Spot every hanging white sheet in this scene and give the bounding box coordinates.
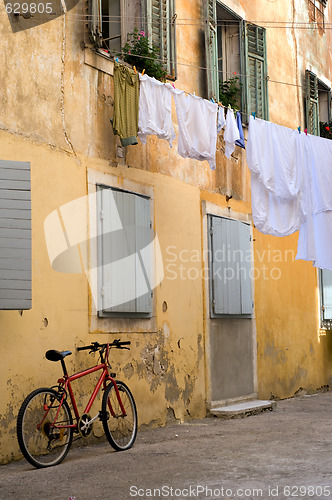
[171,89,218,170]
[138,74,176,146]
[247,116,332,270]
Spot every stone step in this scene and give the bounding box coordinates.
[209,399,276,419]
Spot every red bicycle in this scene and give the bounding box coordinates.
[16,340,137,468]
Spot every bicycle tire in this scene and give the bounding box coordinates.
[102,381,137,451]
[17,387,73,468]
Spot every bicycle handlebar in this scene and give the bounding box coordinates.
[76,340,131,353]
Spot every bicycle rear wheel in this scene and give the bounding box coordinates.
[102,381,137,451]
[17,387,73,468]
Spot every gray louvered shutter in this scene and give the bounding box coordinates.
[89,0,102,46]
[306,70,319,135]
[205,0,219,101]
[0,160,31,310]
[209,216,252,317]
[321,269,332,321]
[146,0,176,77]
[98,186,152,316]
[243,23,268,119]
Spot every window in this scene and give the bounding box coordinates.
[308,0,327,30]
[205,1,269,120]
[0,160,31,310]
[97,185,153,317]
[89,0,176,77]
[320,269,332,329]
[208,215,252,317]
[305,70,331,136]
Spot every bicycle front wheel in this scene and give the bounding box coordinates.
[102,381,137,451]
[17,387,73,468]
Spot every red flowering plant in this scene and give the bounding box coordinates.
[121,28,166,82]
[320,121,332,140]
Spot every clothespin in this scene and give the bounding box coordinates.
[142,69,145,75]
[133,66,137,74]
[115,57,119,63]
[304,128,308,136]
[211,98,215,103]
[298,126,301,134]
[218,102,224,108]
[172,83,176,89]
[252,112,256,120]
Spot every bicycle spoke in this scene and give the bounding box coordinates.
[102,382,137,451]
[17,389,73,468]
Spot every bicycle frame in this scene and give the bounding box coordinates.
[43,352,127,432]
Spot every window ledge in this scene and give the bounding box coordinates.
[84,48,114,76]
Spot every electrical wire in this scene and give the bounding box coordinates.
[93,49,332,94]
[6,11,332,28]
[3,12,332,93]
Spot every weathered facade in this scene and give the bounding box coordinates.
[0,0,332,463]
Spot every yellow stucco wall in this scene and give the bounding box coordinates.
[0,0,332,464]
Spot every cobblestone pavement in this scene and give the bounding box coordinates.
[1,392,332,500]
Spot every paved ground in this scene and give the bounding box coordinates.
[1,392,332,500]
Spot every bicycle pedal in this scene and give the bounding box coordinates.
[98,410,109,422]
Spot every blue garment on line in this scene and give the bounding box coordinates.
[235,111,245,149]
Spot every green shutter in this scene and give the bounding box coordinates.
[209,216,252,317]
[89,0,102,46]
[321,269,332,322]
[306,70,319,135]
[243,22,268,119]
[205,0,219,101]
[146,0,176,77]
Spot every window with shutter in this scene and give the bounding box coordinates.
[205,4,268,120]
[146,0,177,77]
[305,70,319,135]
[97,185,152,317]
[0,160,31,310]
[243,23,269,120]
[320,269,332,329]
[208,215,252,318]
[205,0,219,101]
[305,70,331,137]
[89,0,141,55]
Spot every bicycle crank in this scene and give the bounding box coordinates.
[78,413,93,438]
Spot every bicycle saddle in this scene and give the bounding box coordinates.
[46,349,72,362]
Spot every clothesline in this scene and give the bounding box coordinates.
[108,50,332,94]
[60,13,332,30]
[113,62,332,270]
[127,63,302,134]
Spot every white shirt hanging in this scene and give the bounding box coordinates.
[138,74,176,146]
[171,89,218,170]
[217,106,226,133]
[224,107,240,158]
